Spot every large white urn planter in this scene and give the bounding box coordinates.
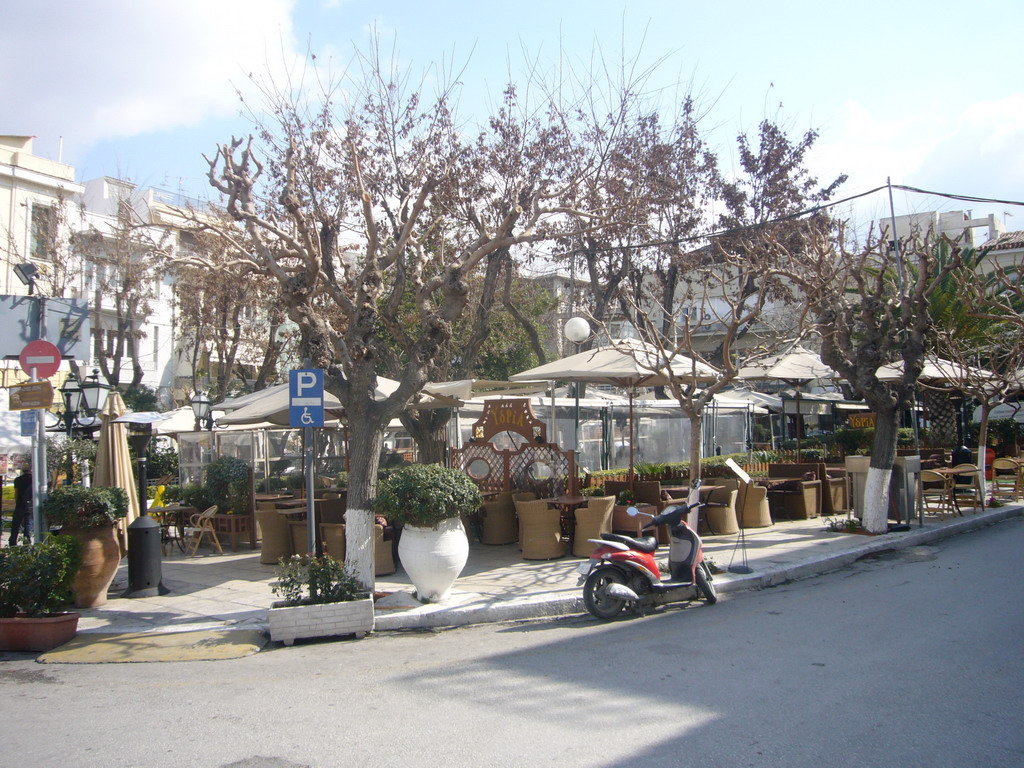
[398,518,469,603]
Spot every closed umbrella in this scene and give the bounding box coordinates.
[93,391,140,552]
[511,339,720,484]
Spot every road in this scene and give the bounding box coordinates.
[2,518,1022,768]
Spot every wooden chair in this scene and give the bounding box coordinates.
[374,523,396,576]
[991,458,1021,500]
[920,470,956,518]
[950,464,984,511]
[515,499,565,560]
[572,496,614,558]
[255,501,292,564]
[184,505,222,556]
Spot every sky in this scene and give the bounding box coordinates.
[4,0,1023,233]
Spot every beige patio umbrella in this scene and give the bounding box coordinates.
[510,339,720,484]
[736,346,837,455]
[93,391,141,553]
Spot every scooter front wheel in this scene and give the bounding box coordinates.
[583,567,629,620]
[695,563,717,605]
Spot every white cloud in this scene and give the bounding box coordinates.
[1,0,299,160]
[808,93,1024,227]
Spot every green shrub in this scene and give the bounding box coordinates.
[0,536,81,617]
[41,486,129,528]
[178,484,217,512]
[147,440,180,480]
[272,554,367,606]
[205,456,251,513]
[374,463,482,528]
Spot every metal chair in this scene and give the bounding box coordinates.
[920,470,956,518]
[950,464,984,511]
[991,458,1021,501]
[184,505,222,556]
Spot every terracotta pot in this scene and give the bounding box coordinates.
[397,519,469,603]
[66,524,122,608]
[0,612,79,652]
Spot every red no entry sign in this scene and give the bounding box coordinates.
[19,339,62,378]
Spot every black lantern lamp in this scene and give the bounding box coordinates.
[123,421,166,598]
[80,368,111,416]
[59,375,83,437]
[191,390,213,431]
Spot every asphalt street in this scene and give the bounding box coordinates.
[2,517,1022,768]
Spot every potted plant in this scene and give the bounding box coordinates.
[374,463,482,602]
[0,536,81,652]
[267,554,373,646]
[41,485,128,608]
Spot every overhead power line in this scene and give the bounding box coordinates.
[553,182,1024,258]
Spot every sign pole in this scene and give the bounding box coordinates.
[289,368,326,557]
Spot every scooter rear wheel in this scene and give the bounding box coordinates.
[583,568,629,620]
[695,563,717,605]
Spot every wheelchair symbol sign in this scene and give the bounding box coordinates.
[289,369,325,427]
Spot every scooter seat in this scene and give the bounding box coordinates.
[600,533,658,553]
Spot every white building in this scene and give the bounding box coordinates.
[0,135,187,405]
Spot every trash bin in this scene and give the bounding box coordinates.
[889,455,920,526]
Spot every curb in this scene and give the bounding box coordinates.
[373,505,1023,631]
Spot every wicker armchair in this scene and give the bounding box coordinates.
[515,499,564,560]
[572,496,615,558]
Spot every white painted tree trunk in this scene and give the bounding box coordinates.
[861,466,892,534]
[345,507,374,589]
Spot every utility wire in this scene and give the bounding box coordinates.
[552,182,1024,258]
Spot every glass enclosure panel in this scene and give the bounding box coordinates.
[178,432,215,485]
[315,428,347,483]
[218,431,266,486]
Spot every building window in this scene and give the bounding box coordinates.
[30,204,55,260]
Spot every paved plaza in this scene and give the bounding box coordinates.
[71,503,1023,638]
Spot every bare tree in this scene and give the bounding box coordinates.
[74,198,165,389]
[197,46,602,586]
[173,221,294,399]
[623,236,800,481]
[782,229,963,533]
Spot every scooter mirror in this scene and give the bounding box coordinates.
[626,505,640,517]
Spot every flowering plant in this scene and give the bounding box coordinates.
[615,489,637,505]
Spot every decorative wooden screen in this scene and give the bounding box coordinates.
[452,399,576,496]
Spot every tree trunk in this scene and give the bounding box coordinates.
[343,409,385,590]
[863,406,899,533]
[977,402,990,501]
[688,410,703,483]
[399,409,451,466]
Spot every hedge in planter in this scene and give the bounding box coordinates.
[0,536,82,652]
[268,554,373,645]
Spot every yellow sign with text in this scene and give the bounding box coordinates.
[848,412,876,429]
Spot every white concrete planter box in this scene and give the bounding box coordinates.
[268,597,375,646]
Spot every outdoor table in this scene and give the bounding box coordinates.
[255,493,294,502]
[540,495,589,542]
[275,498,309,512]
[149,504,195,553]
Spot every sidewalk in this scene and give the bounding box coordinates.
[69,503,1023,641]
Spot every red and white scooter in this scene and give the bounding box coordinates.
[577,482,716,620]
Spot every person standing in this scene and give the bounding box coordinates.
[9,468,32,546]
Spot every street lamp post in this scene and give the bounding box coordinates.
[58,375,83,484]
[563,317,591,455]
[191,390,212,431]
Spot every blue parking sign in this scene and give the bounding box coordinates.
[289,369,325,428]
